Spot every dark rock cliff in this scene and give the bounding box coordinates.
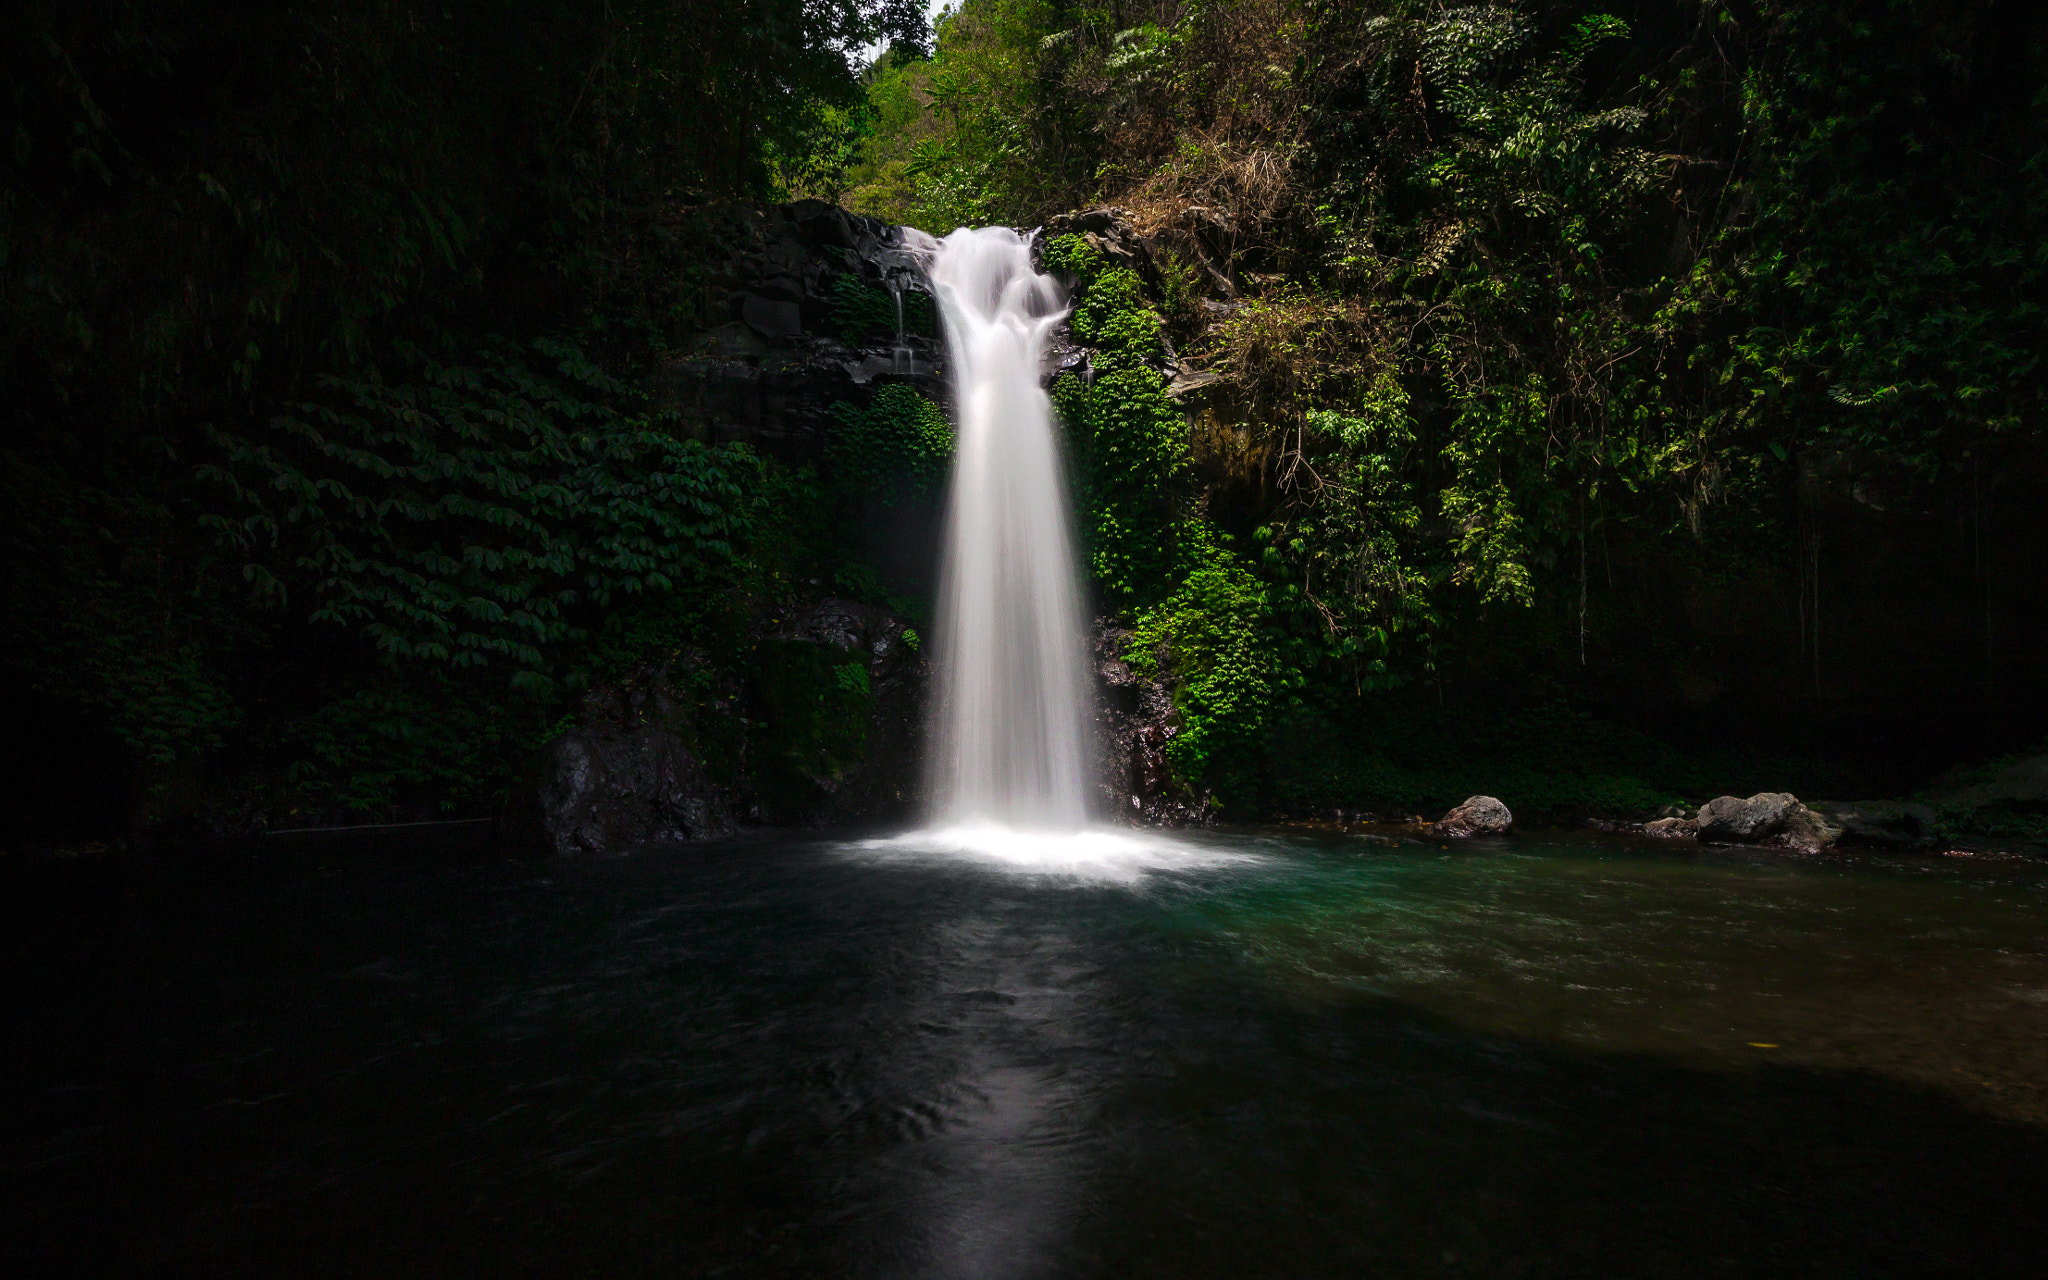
[513,599,928,854]
[652,200,944,461]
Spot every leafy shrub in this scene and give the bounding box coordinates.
[827,384,954,504]
[200,338,755,694]
[1127,543,1274,802]
[831,274,938,344]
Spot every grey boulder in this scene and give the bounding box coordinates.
[1697,792,1841,853]
[1438,795,1512,838]
[1698,792,1798,840]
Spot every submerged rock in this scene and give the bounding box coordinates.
[1437,795,1513,838]
[1643,816,1698,839]
[1810,799,1941,850]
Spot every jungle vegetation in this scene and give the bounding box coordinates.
[848,0,2048,813]
[4,1,2045,837]
[1,1,928,834]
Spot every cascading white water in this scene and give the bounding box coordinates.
[922,227,1094,831]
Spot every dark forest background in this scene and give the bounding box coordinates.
[6,2,2045,846]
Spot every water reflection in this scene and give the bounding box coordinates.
[4,832,2045,1276]
[880,915,1099,1279]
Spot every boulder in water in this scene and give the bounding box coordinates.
[1697,792,1842,852]
[1697,792,1797,841]
[1437,795,1512,838]
[1643,816,1698,838]
[1780,802,1845,854]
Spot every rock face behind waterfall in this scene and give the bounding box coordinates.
[511,599,927,855]
[648,200,945,460]
[1092,619,1211,825]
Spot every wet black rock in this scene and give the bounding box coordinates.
[1810,799,1941,849]
[533,726,733,857]
[1437,795,1513,838]
[1092,619,1209,826]
[511,599,927,854]
[748,598,928,827]
[517,661,735,856]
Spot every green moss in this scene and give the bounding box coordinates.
[747,639,875,818]
[830,274,937,344]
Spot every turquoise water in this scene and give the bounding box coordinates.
[6,829,2045,1276]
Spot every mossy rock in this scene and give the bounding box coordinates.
[746,638,875,821]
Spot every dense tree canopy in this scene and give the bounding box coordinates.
[1,1,928,826]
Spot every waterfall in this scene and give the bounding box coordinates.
[922,227,1093,831]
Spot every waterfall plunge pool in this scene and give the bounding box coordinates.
[6,828,2045,1277]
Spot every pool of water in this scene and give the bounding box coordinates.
[6,828,2046,1277]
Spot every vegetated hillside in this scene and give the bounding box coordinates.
[846,0,2048,814]
[0,2,931,841]
[6,2,2044,845]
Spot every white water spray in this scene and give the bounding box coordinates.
[922,227,1094,831]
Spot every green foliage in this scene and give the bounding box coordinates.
[1041,232,1106,279]
[831,274,940,343]
[1127,539,1275,802]
[842,0,1093,229]
[1045,235,1189,601]
[0,0,936,823]
[199,338,754,692]
[881,2,2048,811]
[283,674,558,816]
[828,385,955,504]
[0,458,241,767]
[748,637,877,814]
[1051,227,1280,802]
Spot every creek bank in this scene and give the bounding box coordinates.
[1616,791,1951,852]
